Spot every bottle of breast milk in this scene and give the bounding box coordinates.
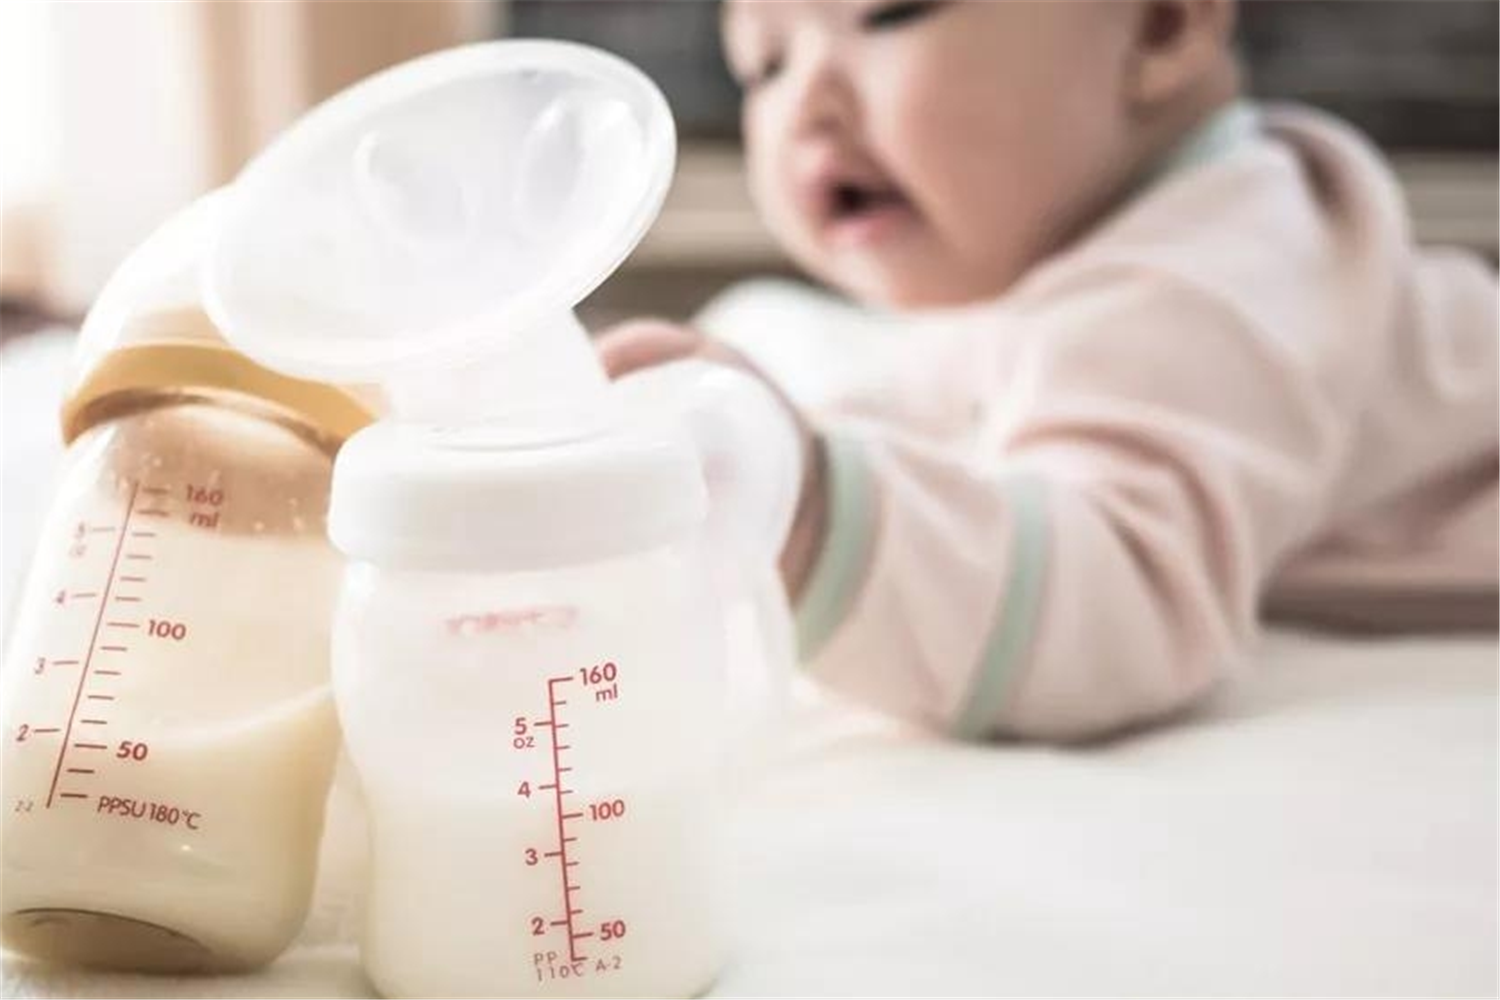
[205,40,797,998]
[1,195,374,972]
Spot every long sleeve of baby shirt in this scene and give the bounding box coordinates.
[791,105,1498,741]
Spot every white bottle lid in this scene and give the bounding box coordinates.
[204,40,706,570]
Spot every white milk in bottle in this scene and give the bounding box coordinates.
[336,545,729,997]
[3,197,373,972]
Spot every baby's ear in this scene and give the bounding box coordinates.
[1124,0,1237,110]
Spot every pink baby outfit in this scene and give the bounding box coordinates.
[794,104,1498,741]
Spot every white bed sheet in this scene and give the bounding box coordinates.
[3,313,1497,997]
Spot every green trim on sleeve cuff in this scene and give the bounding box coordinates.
[794,433,878,663]
[952,475,1051,740]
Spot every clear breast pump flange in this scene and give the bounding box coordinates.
[205,41,797,998]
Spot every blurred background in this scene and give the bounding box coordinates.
[0,0,1496,336]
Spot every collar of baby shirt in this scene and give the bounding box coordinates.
[1145,99,1260,184]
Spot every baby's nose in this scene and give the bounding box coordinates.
[787,44,861,141]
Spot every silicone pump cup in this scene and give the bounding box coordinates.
[204,40,676,444]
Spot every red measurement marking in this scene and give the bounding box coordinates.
[119,576,147,584]
[140,486,169,496]
[105,621,140,629]
[113,596,142,603]
[86,695,115,702]
[51,660,79,667]
[545,674,586,963]
[46,481,137,808]
[69,592,98,600]
[72,743,107,750]
[100,646,128,653]
[58,793,89,800]
[65,768,94,775]
[31,727,60,734]
[79,719,108,725]
[124,553,153,561]
[129,532,156,540]
[93,670,121,677]
[136,509,171,518]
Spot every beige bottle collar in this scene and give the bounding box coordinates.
[61,311,376,452]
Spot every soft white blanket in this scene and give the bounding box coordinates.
[3,310,1496,997]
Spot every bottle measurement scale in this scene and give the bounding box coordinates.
[518,662,631,986]
[14,477,222,828]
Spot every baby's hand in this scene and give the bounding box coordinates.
[596,318,827,598]
[596,317,740,378]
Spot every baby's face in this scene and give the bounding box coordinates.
[724,0,1141,309]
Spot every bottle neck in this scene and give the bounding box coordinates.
[61,341,376,455]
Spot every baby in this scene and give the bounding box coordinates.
[598,0,1499,741]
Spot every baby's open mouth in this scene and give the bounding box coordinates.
[796,149,919,250]
[831,181,907,219]
[818,177,916,247]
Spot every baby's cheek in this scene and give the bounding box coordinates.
[873,44,994,209]
[742,123,825,274]
[897,84,1063,273]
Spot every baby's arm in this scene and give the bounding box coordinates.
[600,272,1355,742]
[795,270,1359,742]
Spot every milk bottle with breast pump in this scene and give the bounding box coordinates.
[204,40,798,998]
[1,196,374,971]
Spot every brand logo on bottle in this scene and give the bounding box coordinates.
[445,606,578,636]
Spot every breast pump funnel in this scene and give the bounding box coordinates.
[206,40,676,438]
[206,41,795,996]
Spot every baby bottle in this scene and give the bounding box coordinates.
[205,41,797,998]
[1,195,374,971]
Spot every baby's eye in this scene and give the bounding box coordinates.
[738,53,786,93]
[861,0,947,32]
